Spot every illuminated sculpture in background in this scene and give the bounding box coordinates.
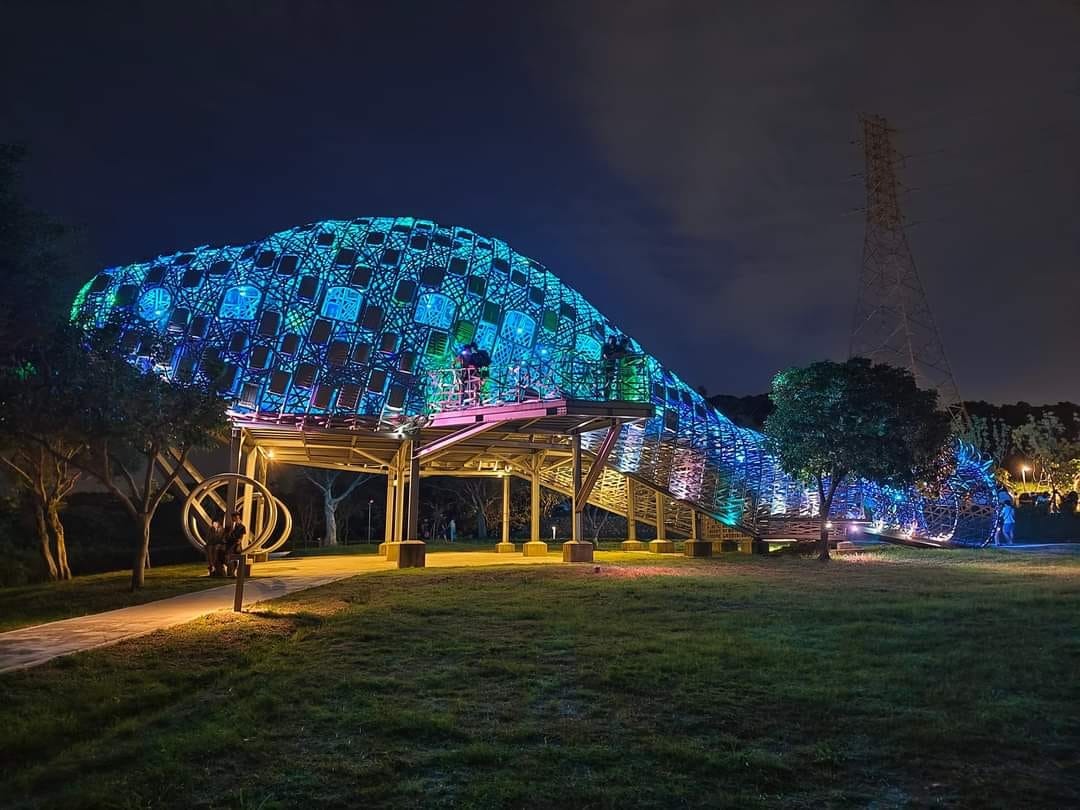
[72,216,995,543]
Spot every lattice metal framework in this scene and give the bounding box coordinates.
[850,114,965,414]
[72,216,994,542]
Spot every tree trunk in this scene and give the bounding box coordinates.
[46,502,72,580]
[817,473,844,562]
[323,501,338,547]
[131,514,152,590]
[33,500,59,581]
[476,510,487,540]
[817,519,831,561]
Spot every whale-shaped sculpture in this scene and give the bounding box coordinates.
[71,216,995,543]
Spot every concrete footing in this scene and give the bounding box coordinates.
[648,540,676,554]
[620,540,647,551]
[377,541,388,556]
[522,541,549,557]
[394,540,426,568]
[712,539,754,553]
[495,542,517,554]
[683,540,712,557]
[562,541,595,562]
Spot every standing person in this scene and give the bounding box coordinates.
[207,520,225,577]
[1049,487,1062,514]
[448,517,457,543]
[996,498,1016,546]
[225,509,247,577]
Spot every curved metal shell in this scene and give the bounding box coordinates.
[72,216,994,542]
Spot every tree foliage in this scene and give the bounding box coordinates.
[764,358,951,560]
[1,325,227,588]
[0,144,87,578]
[1011,412,1080,492]
[0,144,84,356]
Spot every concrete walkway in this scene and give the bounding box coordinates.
[0,551,561,674]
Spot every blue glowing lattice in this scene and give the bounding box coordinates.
[71,216,996,544]
[220,286,261,319]
[322,286,363,322]
[414,293,456,329]
[138,287,172,325]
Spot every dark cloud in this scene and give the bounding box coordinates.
[2,0,1077,403]
[542,0,1080,402]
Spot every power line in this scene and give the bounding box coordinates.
[849,114,966,421]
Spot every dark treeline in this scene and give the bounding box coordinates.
[709,392,1080,439]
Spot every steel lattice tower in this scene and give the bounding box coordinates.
[850,114,964,416]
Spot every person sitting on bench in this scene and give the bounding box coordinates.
[225,509,247,578]
[207,519,227,577]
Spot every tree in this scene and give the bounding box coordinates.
[764,358,951,561]
[459,479,498,539]
[582,504,625,546]
[952,412,1013,467]
[3,325,228,589]
[1011,412,1080,492]
[0,145,87,579]
[300,469,369,546]
[0,442,80,579]
[509,486,566,535]
[0,144,85,357]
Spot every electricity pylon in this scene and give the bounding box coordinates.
[849,114,966,421]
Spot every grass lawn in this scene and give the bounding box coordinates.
[0,562,220,632]
[0,542,524,632]
[2,548,1079,808]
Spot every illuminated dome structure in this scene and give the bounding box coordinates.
[72,216,995,544]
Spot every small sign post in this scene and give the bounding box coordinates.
[233,554,246,612]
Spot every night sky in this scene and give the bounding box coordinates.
[4,1,1078,404]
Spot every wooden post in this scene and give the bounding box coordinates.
[225,429,241,520]
[253,452,267,549]
[406,439,420,541]
[383,468,395,548]
[233,552,247,612]
[649,490,675,553]
[496,471,515,552]
[502,474,511,543]
[571,434,583,543]
[563,434,593,561]
[530,457,541,541]
[241,448,256,541]
[523,453,549,556]
[394,446,406,543]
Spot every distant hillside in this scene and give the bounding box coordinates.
[706,393,773,430]
[965,401,1080,438]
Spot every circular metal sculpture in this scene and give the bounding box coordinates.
[181,473,292,555]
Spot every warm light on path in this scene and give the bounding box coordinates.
[0,552,562,673]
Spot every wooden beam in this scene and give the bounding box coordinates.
[575,422,620,511]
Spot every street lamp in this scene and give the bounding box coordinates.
[1021,464,1031,488]
[367,499,374,544]
[551,525,557,541]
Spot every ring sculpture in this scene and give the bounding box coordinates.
[72,215,997,545]
[181,473,292,555]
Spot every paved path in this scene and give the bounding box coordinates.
[0,551,560,674]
